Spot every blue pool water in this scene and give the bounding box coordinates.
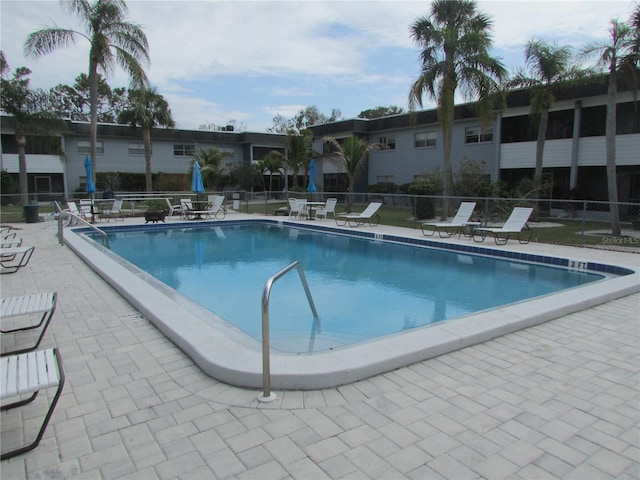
[95,223,605,353]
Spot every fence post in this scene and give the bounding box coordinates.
[580,200,587,246]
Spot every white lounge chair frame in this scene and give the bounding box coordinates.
[165,198,183,217]
[473,207,534,245]
[1,246,35,274]
[335,202,382,227]
[1,293,57,356]
[0,348,65,460]
[421,201,477,237]
[190,195,226,219]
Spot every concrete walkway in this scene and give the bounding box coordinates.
[1,218,638,479]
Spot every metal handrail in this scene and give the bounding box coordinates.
[57,211,109,248]
[258,261,319,402]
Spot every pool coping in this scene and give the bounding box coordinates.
[65,219,640,390]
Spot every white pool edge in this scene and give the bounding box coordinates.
[64,223,640,390]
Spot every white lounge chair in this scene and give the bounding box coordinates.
[165,198,183,217]
[66,201,91,223]
[1,246,35,274]
[315,198,338,220]
[335,202,382,227]
[102,199,124,222]
[180,198,193,219]
[192,195,226,219]
[421,201,477,237]
[1,292,57,356]
[0,348,65,460]
[473,207,534,245]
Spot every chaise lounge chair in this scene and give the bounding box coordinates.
[190,195,226,219]
[0,348,65,460]
[1,246,35,274]
[420,201,477,237]
[335,202,382,227]
[473,207,534,245]
[1,292,57,356]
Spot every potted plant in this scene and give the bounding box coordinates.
[144,199,168,223]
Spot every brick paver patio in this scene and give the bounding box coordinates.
[1,218,638,479]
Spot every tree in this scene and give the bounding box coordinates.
[256,154,283,192]
[409,0,506,220]
[324,135,384,212]
[49,73,128,122]
[269,129,313,190]
[509,39,584,192]
[0,51,65,205]
[193,146,233,190]
[25,0,150,184]
[118,87,175,191]
[358,105,405,119]
[580,10,639,235]
[268,105,342,134]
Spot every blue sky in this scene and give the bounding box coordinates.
[1,1,637,132]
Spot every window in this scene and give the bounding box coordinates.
[77,140,104,154]
[465,126,493,144]
[377,175,395,185]
[128,142,148,155]
[174,144,195,156]
[378,136,396,150]
[414,131,436,148]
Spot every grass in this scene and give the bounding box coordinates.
[2,202,636,250]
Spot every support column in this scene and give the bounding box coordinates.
[569,101,582,191]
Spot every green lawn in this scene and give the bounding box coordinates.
[2,202,634,250]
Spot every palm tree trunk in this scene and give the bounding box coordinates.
[441,97,454,221]
[89,58,99,185]
[16,126,28,206]
[534,108,549,192]
[144,126,152,192]
[606,69,620,235]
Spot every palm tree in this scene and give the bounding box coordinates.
[0,51,65,206]
[580,13,638,235]
[24,0,150,184]
[193,146,233,190]
[118,87,175,191]
[509,39,585,192]
[270,129,313,190]
[324,135,384,212]
[256,154,283,192]
[409,0,506,220]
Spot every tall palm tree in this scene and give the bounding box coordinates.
[409,0,506,220]
[0,51,65,206]
[24,0,150,184]
[324,135,384,212]
[509,39,584,192]
[118,87,174,191]
[580,14,638,235]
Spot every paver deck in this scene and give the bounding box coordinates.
[1,216,638,479]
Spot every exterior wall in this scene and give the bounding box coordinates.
[1,154,64,173]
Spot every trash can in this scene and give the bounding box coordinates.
[23,204,40,223]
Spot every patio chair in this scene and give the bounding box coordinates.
[66,202,91,223]
[420,201,477,237]
[1,246,35,274]
[473,207,534,245]
[191,195,226,219]
[1,292,57,356]
[315,198,338,220]
[1,231,22,248]
[335,202,382,227]
[289,199,309,220]
[0,348,65,460]
[102,199,124,222]
[180,198,193,219]
[165,198,183,217]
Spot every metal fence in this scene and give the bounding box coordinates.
[2,190,639,248]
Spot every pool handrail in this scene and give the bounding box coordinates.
[259,261,319,402]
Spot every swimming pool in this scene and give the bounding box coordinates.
[67,218,639,389]
[101,223,604,353]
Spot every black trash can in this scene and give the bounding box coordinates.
[23,204,39,223]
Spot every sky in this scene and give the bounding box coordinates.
[1,0,637,133]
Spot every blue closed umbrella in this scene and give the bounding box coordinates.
[191,161,204,194]
[307,159,317,194]
[84,156,96,223]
